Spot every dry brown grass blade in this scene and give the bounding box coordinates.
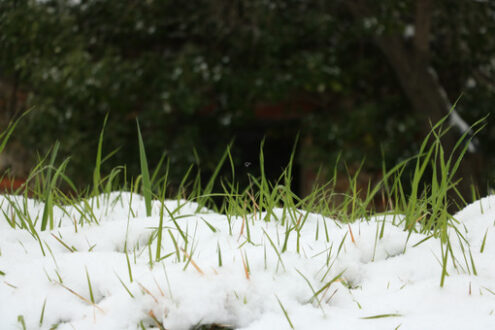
[58,282,105,313]
[247,192,259,220]
[181,248,204,275]
[241,251,250,280]
[148,310,166,330]
[10,209,15,227]
[138,282,159,303]
[238,214,245,241]
[407,214,427,231]
[381,189,395,211]
[72,216,78,233]
[51,233,75,252]
[153,276,165,297]
[295,213,303,229]
[325,288,339,304]
[4,280,18,289]
[348,224,356,245]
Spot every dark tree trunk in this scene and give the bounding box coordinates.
[346,0,486,205]
[375,36,484,204]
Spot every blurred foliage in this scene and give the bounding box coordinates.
[0,0,494,191]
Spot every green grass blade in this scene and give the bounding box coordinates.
[361,313,402,319]
[85,266,95,303]
[136,120,152,216]
[0,108,31,155]
[39,298,47,327]
[275,295,294,329]
[92,114,109,197]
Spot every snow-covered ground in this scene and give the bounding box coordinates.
[1,192,495,329]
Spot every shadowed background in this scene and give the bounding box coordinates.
[0,0,494,203]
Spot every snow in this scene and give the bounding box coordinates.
[1,192,495,329]
[403,25,415,38]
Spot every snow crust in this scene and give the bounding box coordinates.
[1,192,495,329]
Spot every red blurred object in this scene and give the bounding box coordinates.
[0,178,26,191]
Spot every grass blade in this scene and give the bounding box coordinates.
[136,120,152,217]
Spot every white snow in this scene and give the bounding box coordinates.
[1,192,495,329]
[403,25,415,38]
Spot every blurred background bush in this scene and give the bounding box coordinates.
[0,0,494,201]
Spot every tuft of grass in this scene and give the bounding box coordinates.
[0,108,489,304]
